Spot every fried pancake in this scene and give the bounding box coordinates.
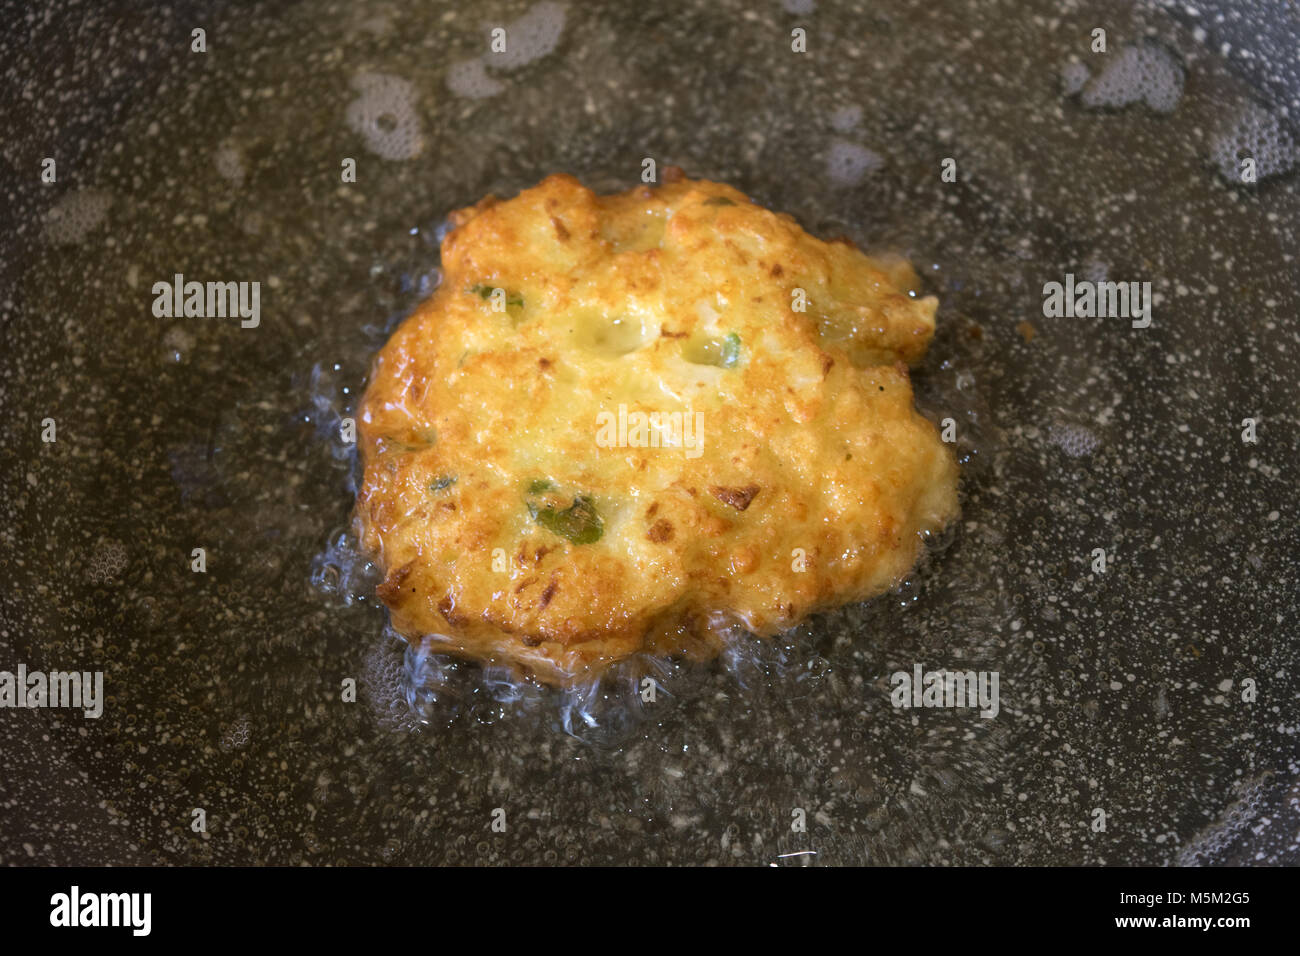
[355,172,958,685]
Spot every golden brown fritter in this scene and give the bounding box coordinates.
[355,172,958,685]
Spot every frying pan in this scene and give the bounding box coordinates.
[2,0,1296,866]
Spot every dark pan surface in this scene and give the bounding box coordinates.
[1,0,1297,865]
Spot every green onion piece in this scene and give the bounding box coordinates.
[528,494,603,544]
[682,332,742,368]
[467,284,524,308]
[719,332,741,368]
